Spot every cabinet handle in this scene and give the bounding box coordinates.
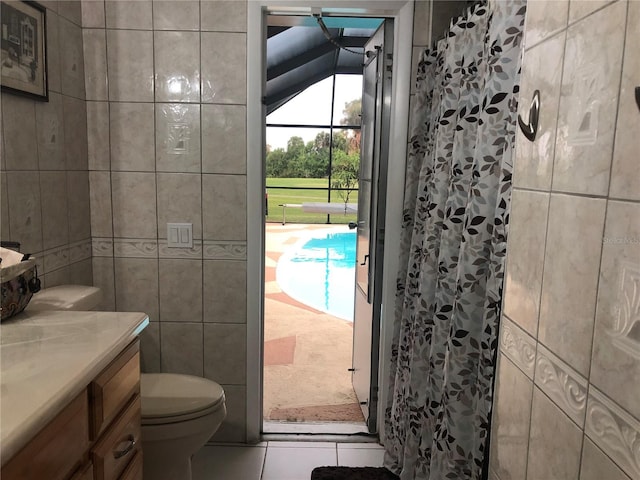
[113,435,136,459]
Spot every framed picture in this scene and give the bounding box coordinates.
[1,1,47,101]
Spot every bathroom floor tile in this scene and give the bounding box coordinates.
[192,445,266,480]
[262,446,337,480]
[337,446,385,467]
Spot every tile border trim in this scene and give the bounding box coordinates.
[203,240,247,260]
[585,387,640,479]
[92,238,114,257]
[91,237,248,260]
[113,238,159,258]
[159,240,203,259]
[36,239,92,274]
[500,315,536,378]
[534,343,588,427]
[68,239,92,263]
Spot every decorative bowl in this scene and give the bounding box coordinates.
[1,258,38,321]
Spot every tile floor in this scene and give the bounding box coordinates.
[193,441,385,480]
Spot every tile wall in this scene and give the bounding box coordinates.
[410,0,468,101]
[82,0,248,442]
[489,1,639,479]
[0,1,92,288]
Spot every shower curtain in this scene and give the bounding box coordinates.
[384,1,525,479]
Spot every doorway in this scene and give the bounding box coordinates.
[261,13,393,434]
[246,0,413,443]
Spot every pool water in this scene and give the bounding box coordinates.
[276,230,357,321]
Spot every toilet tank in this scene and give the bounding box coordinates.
[26,285,102,312]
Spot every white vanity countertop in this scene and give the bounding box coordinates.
[0,310,149,465]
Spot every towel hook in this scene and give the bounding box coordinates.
[518,90,540,142]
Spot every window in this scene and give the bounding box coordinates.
[265,74,362,224]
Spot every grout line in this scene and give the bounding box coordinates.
[535,0,569,346]
[582,2,632,476]
[198,0,208,374]
[581,436,635,480]
[565,0,620,29]
[98,0,117,315]
[92,169,248,177]
[513,186,640,205]
[96,99,247,106]
[498,341,534,385]
[533,376,585,431]
[260,441,268,480]
[524,0,570,53]
[521,332,538,479]
[601,0,629,204]
[149,0,162,352]
[577,433,589,478]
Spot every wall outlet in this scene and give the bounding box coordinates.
[167,223,193,248]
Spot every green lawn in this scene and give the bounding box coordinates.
[265,178,358,224]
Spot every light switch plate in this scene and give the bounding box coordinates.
[167,223,193,248]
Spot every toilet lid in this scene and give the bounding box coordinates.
[141,373,225,418]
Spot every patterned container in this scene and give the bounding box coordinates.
[1,258,37,321]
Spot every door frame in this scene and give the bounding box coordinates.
[246,0,413,443]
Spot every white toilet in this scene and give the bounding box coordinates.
[140,373,226,480]
[27,285,227,480]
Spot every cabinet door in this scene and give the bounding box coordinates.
[91,340,140,439]
[120,451,143,480]
[69,463,94,480]
[1,391,90,480]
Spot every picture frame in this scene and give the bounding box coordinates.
[1,1,48,101]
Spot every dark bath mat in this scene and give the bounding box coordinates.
[311,466,399,480]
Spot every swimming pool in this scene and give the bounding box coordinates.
[276,229,357,321]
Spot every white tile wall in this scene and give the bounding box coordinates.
[491,2,640,479]
[84,0,249,443]
[0,0,93,291]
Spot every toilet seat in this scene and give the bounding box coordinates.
[141,373,225,425]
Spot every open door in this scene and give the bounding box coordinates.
[351,20,393,433]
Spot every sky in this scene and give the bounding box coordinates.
[266,74,363,150]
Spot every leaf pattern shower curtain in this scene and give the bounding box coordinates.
[384,1,525,479]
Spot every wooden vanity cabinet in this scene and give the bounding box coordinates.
[91,341,141,440]
[70,462,95,480]
[89,341,142,480]
[1,340,142,480]
[0,391,90,480]
[91,396,141,480]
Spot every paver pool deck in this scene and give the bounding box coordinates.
[263,223,365,424]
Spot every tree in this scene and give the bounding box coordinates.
[332,130,348,153]
[264,95,362,180]
[331,150,360,211]
[265,147,287,177]
[284,136,305,165]
[265,133,331,178]
[340,99,362,154]
[311,132,332,151]
[283,136,306,176]
[301,135,329,178]
[341,99,361,126]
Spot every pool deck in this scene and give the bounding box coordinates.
[264,223,365,425]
